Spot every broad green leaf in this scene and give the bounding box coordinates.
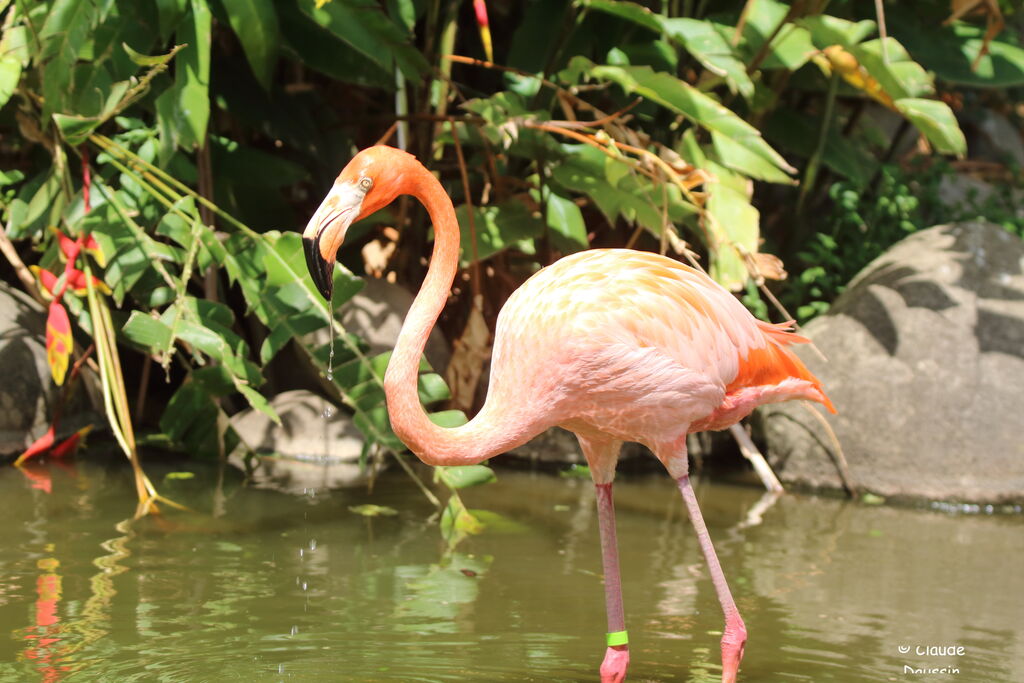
[894,98,966,157]
[428,410,468,427]
[277,1,391,89]
[417,372,451,404]
[705,162,758,291]
[297,0,428,79]
[160,0,211,151]
[237,383,280,425]
[545,192,588,252]
[455,201,546,265]
[436,465,497,490]
[39,0,97,118]
[582,0,661,32]
[440,494,484,547]
[583,1,754,99]
[7,168,62,239]
[732,0,815,71]
[853,39,934,100]
[221,0,280,89]
[583,60,794,174]
[662,18,754,99]
[0,54,21,110]
[122,311,174,351]
[900,23,1024,88]
[53,113,101,146]
[711,130,794,185]
[798,15,876,49]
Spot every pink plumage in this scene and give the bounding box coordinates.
[303,145,834,683]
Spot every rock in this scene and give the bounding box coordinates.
[0,282,94,455]
[760,222,1024,503]
[230,390,372,491]
[337,277,450,372]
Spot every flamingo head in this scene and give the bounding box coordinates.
[303,145,414,299]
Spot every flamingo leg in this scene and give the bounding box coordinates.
[676,474,747,683]
[595,482,629,683]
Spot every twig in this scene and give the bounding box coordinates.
[729,423,785,493]
[450,119,481,296]
[0,219,46,304]
[874,0,890,64]
[800,402,857,498]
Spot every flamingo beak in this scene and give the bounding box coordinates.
[302,182,367,300]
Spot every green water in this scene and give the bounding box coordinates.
[1,457,1021,682]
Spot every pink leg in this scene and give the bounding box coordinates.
[677,474,747,683]
[595,482,629,683]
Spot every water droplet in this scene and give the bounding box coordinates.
[322,405,334,419]
[278,664,285,674]
[299,548,304,559]
[290,625,298,636]
[301,581,308,591]
[309,539,317,551]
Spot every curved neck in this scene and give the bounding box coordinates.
[383,165,530,466]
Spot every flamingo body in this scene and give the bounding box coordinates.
[487,248,831,479]
[302,145,833,683]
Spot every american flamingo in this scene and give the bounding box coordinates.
[303,146,835,683]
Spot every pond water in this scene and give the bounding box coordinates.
[1,456,1021,682]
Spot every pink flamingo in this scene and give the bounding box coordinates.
[303,146,835,683]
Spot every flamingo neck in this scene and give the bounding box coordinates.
[383,166,525,466]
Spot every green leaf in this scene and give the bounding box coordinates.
[0,54,22,110]
[798,15,876,49]
[853,38,934,100]
[705,162,758,291]
[711,130,794,185]
[440,494,484,547]
[436,465,497,490]
[733,0,815,71]
[122,41,180,67]
[158,0,211,152]
[900,21,1024,88]
[583,60,794,174]
[545,192,588,252]
[894,98,966,157]
[349,504,398,517]
[38,0,97,119]
[221,0,280,89]
[122,311,174,351]
[662,18,754,99]
[277,1,391,89]
[455,201,546,265]
[428,410,468,427]
[297,0,428,80]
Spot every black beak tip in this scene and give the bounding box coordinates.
[303,235,335,301]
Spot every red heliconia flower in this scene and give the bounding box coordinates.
[54,229,105,267]
[14,424,56,467]
[473,0,494,62]
[50,425,92,458]
[45,300,72,385]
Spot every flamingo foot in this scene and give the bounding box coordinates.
[720,617,747,683]
[600,645,629,682]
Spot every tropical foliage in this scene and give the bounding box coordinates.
[2,0,1022,518]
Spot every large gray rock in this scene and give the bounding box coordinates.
[230,390,372,491]
[0,282,93,454]
[337,277,450,372]
[761,222,1024,503]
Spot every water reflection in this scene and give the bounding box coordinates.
[0,460,1021,682]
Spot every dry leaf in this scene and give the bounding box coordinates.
[445,295,491,413]
[943,0,1004,71]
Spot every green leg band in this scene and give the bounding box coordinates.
[606,630,629,647]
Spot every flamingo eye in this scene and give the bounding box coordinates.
[358,176,373,192]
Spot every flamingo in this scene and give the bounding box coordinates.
[302,146,835,683]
